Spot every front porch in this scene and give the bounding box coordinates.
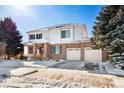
[24,43,50,60]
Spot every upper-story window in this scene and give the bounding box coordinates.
[61,30,70,38]
[36,33,42,39]
[29,34,35,40]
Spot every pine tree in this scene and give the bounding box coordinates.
[91,6,121,49]
[106,24,124,69]
[91,5,124,69]
[2,17,23,59]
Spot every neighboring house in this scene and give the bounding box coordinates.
[23,24,107,62]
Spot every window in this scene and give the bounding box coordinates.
[61,30,70,38]
[52,45,61,54]
[36,33,42,39]
[29,34,35,40]
[84,47,92,50]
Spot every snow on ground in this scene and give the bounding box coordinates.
[105,63,124,77]
[0,68,116,87]
[0,68,116,88]
[49,62,85,70]
[0,60,24,67]
[35,68,116,88]
[10,68,38,76]
[0,60,124,88]
[0,76,87,88]
[33,61,62,68]
[0,60,61,68]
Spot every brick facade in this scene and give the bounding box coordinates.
[49,43,82,60]
[81,42,92,61]
[26,42,108,61]
[49,42,108,61]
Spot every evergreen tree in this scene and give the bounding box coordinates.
[2,17,23,59]
[91,5,124,69]
[91,6,121,49]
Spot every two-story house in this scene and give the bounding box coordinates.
[23,24,107,61]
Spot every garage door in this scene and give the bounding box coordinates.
[84,49,102,62]
[66,48,81,60]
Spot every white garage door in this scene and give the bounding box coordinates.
[84,49,102,62]
[66,48,81,60]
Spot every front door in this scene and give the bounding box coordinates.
[36,47,44,59]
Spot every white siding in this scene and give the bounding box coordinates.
[73,25,83,41]
[59,26,73,42]
[49,28,60,42]
[28,30,50,42]
[42,30,50,40]
[27,24,88,43]
[24,46,28,55]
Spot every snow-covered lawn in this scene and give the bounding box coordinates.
[0,60,124,88]
[0,60,61,68]
[0,68,116,88]
[105,63,124,77]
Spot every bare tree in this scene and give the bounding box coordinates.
[0,42,7,59]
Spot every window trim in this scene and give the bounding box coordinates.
[52,45,61,54]
[29,34,35,40]
[36,33,42,39]
[61,30,70,38]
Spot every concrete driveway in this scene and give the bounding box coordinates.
[48,61,85,70]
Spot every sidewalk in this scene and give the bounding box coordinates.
[105,63,124,77]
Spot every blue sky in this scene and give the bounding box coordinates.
[0,5,102,42]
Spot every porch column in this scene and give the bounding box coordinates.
[102,49,108,62]
[81,44,84,61]
[24,45,28,56]
[43,43,49,59]
[33,44,37,59]
[81,42,92,61]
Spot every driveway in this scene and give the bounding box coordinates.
[0,60,101,76]
[47,61,105,74]
[48,62,85,70]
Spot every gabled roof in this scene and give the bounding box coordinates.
[27,23,82,33]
